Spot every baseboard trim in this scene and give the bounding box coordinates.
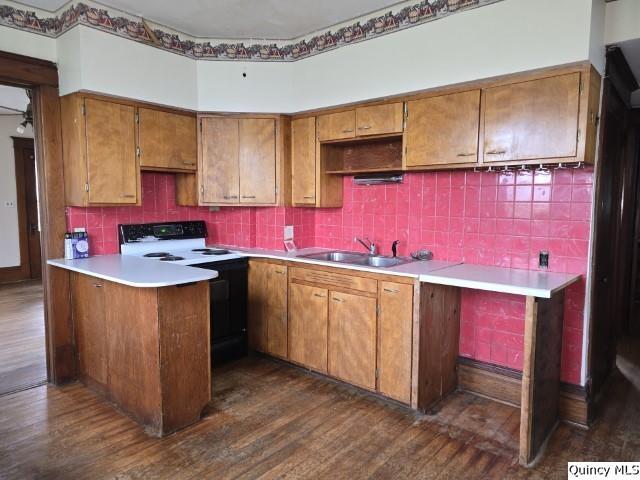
[457,357,590,427]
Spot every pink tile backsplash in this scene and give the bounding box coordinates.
[67,168,593,385]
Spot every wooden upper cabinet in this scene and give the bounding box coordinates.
[288,282,328,373]
[483,73,582,163]
[239,118,276,204]
[84,98,139,204]
[138,108,196,171]
[355,103,404,136]
[328,291,377,391]
[291,117,317,205]
[199,117,240,204]
[378,281,413,404]
[406,90,481,167]
[317,110,356,141]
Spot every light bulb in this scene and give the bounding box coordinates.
[16,125,25,134]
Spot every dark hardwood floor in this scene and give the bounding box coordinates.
[0,280,47,396]
[0,353,638,479]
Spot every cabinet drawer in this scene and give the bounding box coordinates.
[289,267,377,294]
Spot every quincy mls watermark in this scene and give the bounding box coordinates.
[568,463,640,479]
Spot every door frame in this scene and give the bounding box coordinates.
[0,137,35,282]
[0,51,74,384]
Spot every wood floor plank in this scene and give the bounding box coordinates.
[0,354,638,479]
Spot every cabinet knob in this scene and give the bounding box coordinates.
[92,283,103,288]
[358,125,372,130]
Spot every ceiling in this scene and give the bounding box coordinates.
[15,0,406,39]
[0,85,29,115]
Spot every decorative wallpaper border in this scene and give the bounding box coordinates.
[0,0,503,61]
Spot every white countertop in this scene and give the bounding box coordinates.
[218,246,581,298]
[48,256,217,288]
[417,263,579,298]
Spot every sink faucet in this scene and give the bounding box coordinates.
[355,236,377,255]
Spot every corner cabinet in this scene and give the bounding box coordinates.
[198,115,290,206]
[61,95,140,206]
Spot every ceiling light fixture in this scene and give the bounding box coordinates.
[16,89,33,134]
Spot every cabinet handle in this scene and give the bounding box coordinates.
[456,152,476,157]
[275,270,286,275]
[303,195,315,199]
[182,161,196,166]
[92,283,103,288]
[342,129,354,133]
[331,297,343,302]
[358,125,372,130]
[242,195,256,199]
[121,194,136,198]
[313,293,326,298]
[383,288,399,293]
[485,149,506,155]
[223,195,239,200]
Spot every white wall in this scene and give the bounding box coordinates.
[0,115,33,268]
[605,0,640,45]
[0,27,56,63]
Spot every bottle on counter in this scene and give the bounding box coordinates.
[64,233,74,260]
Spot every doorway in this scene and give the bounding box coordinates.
[0,85,46,395]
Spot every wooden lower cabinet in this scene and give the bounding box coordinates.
[248,260,288,358]
[328,291,377,390]
[68,271,211,436]
[378,281,414,403]
[288,282,328,373]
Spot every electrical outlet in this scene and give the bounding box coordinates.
[539,251,549,269]
[4,201,15,208]
[284,225,294,240]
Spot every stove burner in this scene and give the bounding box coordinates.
[192,248,212,252]
[144,252,170,258]
[159,255,184,262]
[202,249,230,256]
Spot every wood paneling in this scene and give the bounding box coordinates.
[289,267,377,294]
[355,103,404,136]
[457,359,590,427]
[291,117,316,205]
[406,90,480,167]
[323,137,404,174]
[239,118,276,204]
[138,108,196,171]
[483,73,581,163]
[84,98,139,204]
[70,273,108,392]
[317,110,356,141]
[519,293,565,465]
[288,282,328,373]
[200,116,239,204]
[158,282,211,433]
[417,283,460,411]
[328,291,377,391]
[248,261,288,358]
[378,281,413,404]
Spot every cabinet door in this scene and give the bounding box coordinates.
[328,291,377,390]
[138,108,197,171]
[84,98,138,204]
[406,90,480,167]
[317,111,356,141]
[267,265,288,358]
[378,281,413,403]
[483,73,581,162]
[356,103,404,136]
[291,117,317,205]
[71,273,108,392]
[288,282,328,373]
[239,118,276,204]
[247,261,269,353]
[200,117,239,204]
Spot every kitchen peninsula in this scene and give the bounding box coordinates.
[48,256,215,436]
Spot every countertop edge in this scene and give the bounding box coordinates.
[47,259,218,288]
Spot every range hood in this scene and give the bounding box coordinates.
[353,174,404,186]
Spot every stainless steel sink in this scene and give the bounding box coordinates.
[297,251,414,268]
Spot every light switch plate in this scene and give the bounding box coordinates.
[284,225,294,241]
[4,201,15,207]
